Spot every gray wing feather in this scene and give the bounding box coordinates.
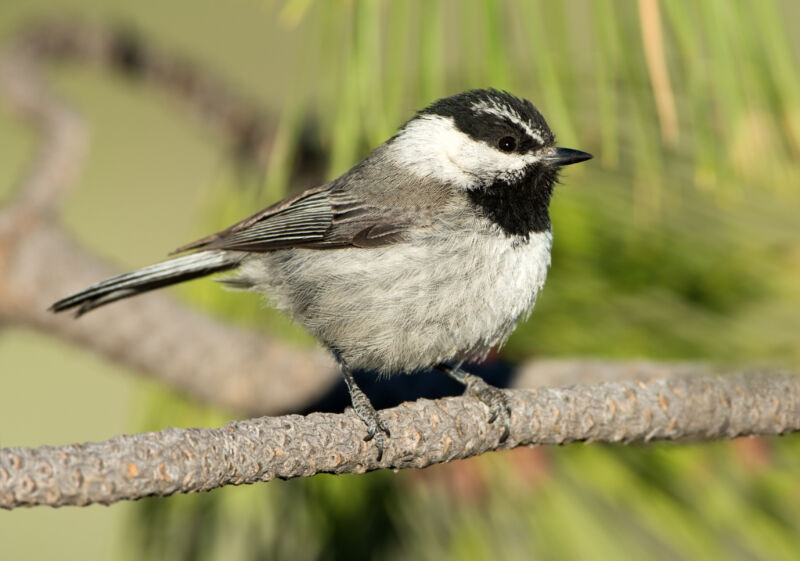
[173,185,408,253]
[202,189,333,251]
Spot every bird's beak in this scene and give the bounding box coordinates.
[545,147,593,167]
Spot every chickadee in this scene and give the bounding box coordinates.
[51,89,592,458]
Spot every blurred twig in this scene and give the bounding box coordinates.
[2,371,798,509]
[638,0,679,147]
[0,19,337,416]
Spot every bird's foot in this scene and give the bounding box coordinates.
[464,375,512,441]
[438,364,512,442]
[349,385,390,460]
[339,360,390,461]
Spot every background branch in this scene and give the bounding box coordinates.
[2,371,797,509]
[0,19,337,416]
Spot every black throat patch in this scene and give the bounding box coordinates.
[468,164,557,238]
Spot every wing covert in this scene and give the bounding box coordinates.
[172,185,408,254]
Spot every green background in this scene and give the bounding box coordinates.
[1,1,799,559]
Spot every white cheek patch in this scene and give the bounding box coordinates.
[390,115,542,189]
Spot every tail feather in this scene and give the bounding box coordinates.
[50,251,240,316]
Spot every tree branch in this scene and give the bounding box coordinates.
[2,372,797,509]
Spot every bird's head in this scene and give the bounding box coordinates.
[387,89,592,236]
[389,89,592,190]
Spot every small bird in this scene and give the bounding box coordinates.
[51,89,592,458]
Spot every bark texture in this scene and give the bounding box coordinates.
[2,372,798,509]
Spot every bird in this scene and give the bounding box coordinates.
[50,89,592,459]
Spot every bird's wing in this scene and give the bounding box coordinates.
[172,185,407,254]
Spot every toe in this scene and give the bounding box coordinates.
[488,404,501,424]
[373,432,386,461]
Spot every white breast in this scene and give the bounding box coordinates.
[238,230,552,374]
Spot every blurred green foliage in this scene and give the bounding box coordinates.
[1,0,799,559]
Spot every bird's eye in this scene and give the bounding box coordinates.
[498,136,517,153]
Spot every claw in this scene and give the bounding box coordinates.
[474,384,511,441]
[369,432,386,461]
[440,364,512,442]
[363,417,390,441]
[360,412,389,460]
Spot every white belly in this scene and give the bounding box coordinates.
[237,230,552,373]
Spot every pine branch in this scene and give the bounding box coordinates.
[2,372,797,509]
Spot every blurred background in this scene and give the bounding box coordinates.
[1,0,799,559]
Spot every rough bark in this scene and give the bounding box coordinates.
[2,372,797,509]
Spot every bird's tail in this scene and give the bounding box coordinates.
[50,250,240,316]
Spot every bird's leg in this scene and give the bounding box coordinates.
[337,357,390,461]
[436,363,511,442]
